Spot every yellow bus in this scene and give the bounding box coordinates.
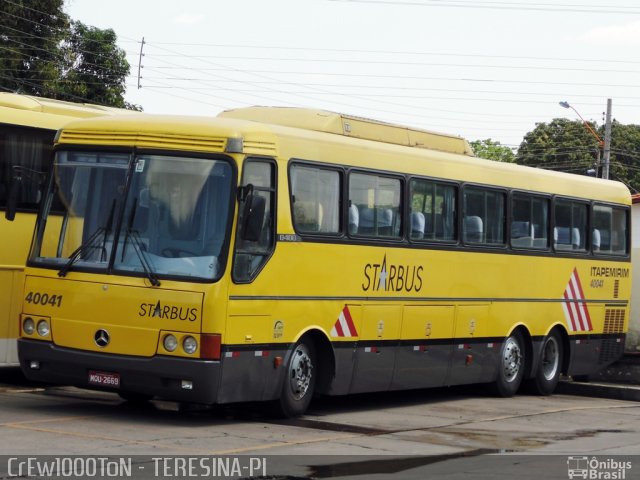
[14,107,630,416]
[0,93,135,367]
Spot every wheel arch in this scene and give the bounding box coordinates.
[524,323,570,381]
[292,327,335,396]
[549,324,570,375]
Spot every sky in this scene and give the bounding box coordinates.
[64,0,640,150]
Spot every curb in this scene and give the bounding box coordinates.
[557,380,640,402]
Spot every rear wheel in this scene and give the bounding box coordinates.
[527,330,563,395]
[492,331,525,397]
[273,339,316,418]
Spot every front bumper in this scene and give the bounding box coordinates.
[18,339,221,404]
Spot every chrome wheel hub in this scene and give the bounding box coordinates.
[502,337,522,383]
[289,345,313,400]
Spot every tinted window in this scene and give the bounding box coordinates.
[511,193,549,249]
[233,160,276,282]
[593,204,628,255]
[0,125,53,211]
[290,164,341,234]
[554,199,588,252]
[349,172,402,238]
[463,186,505,245]
[409,178,457,241]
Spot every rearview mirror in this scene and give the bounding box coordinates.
[241,193,266,242]
[4,171,22,221]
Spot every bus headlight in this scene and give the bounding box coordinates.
[37,320,50,337]
[163,334,178,352]
[23,317,35,335]
[182,336,198,355]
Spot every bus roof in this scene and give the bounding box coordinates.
[219,106,475,157]
[55,111,631,205]
[0,92,135,130]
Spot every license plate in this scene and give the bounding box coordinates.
[88,370,120,388]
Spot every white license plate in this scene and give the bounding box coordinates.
[88,370,120,388]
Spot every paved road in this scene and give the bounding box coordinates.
[0,368,638,479]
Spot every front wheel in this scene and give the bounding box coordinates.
[273,339,316,418]
[527,330,563,395]
[492,331,525,397]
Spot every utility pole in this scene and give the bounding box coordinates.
[602,98,612,180]
[137,37,145,90]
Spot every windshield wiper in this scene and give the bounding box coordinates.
[124,228,161,287]
[120,199,160,287]
[57,226,108,277]
[58,201,115,278]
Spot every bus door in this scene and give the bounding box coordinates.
[224,159,277,403]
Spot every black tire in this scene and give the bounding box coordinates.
[273,339,316,418]
[492,330,525,397]
[526,329,563,395]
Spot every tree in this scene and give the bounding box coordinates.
[470,138,516,163]
[516,118,640,193]
[517,118,602,175]
[0,1,138,109]
[0,0,68,96]
[57,21,133,109]
[607,121,640,193]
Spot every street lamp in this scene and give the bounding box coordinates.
[559,100,611,179]
[558,101,604,146]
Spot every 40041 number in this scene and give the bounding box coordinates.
[25,292,63,307]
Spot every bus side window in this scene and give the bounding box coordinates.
[593,204,628,255]
[290,163,341,235]
[1,125,53,212]
[463,186,505,246]
[349,172,401,239]
[553,198,587,252]
[232,160,276,283]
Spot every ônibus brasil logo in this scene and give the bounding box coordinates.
[567,456,632,479]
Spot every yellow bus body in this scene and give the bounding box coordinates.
[17,108,630,414]
[0,93,136,366]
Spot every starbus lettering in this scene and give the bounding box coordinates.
[362,254,424,292]
[138,301,198,321]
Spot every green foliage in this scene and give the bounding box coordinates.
[57,21,134,109]
[517,119,640,192]
[608,121,640,193]
[0,0,68,95]
[517,118,600,175]
[0,1,138,110]
[470,139,516,163]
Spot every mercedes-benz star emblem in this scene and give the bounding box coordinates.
[94,329,110,348]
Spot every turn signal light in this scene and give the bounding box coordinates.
[200,334,221,360]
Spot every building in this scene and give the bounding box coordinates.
[629,194,640,351]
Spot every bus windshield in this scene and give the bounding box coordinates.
[31,151,233,282]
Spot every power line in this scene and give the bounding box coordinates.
[325,0,640,14]
[2,12,132,76]
[139,64,640,90]
[144,42,640,66]
[141,54,640,75]
[3,0,67,23]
